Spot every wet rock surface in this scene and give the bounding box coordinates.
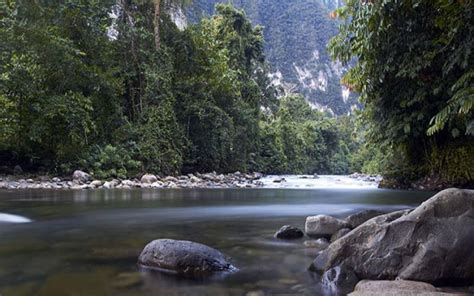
[138,239,236,277]
[274,225,304,240]
[330,228,351,242]
[305,215,348,238]
[345,210,388,229]
[311,188,474,286]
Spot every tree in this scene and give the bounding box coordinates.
[328,0,473,186]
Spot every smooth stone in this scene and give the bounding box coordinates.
[348,280,455,296]
[274,225,304,240]
[90,180,103,187]
[190,176,202,183]
[305,215,347,238]
[141,174,158,184]
[138,239,236,277]
[164,176,179,183]
[72,170,91,183]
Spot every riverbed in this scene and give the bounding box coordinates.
[0,176,433,295]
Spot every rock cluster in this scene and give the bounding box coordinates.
[272,188,473,294]
[311,188,474,292]
[349,173,382,183]
[0,171,264,190]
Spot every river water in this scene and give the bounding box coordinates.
[0,176,433,295]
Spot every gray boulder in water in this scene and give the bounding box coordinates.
[274,225,304,239]
[311,188,474,285]
[138,239,236,277]
[305,215,348,238]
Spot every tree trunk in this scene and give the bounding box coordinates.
[154,0,161,50]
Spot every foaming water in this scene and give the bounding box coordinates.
[0,213,31,223]
[261,175,379,189]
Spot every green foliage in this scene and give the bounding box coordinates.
[428,143,474,185]
[254,95,343,174]
[87,145,141,180]
[0,1,363,177]
[329,0,474,186]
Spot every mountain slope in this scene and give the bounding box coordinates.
[185,0,358,115]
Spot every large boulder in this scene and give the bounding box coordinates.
[345,209,387,228]
[330,228,351,242]
[274,225,304,240]
[72,170,91,183]
[305,215,347,238]
[312,189,474,286]
[138,239,236,277]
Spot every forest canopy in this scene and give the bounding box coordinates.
[0,1,361,178]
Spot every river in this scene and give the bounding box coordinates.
[0,176,433,295]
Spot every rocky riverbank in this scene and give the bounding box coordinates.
[0,170,264,190]
[272,188,474,295]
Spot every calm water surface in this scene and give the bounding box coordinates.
[0,185,433,295]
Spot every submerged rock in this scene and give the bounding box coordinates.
[138,239,236,277]
[305,215,347,238]
[274,225,304,239]
[312,188,474,287]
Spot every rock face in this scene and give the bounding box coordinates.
[312,188,474,286]
[72,170,91,183]
[349,280,440,296]
[141,174,158,184]
[345,210,387,229]
[305,215,347,238]
[274,225,304,239]
[138,239,236,277]
[330,228,351,242]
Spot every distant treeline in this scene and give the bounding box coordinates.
[0,1,365,178]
